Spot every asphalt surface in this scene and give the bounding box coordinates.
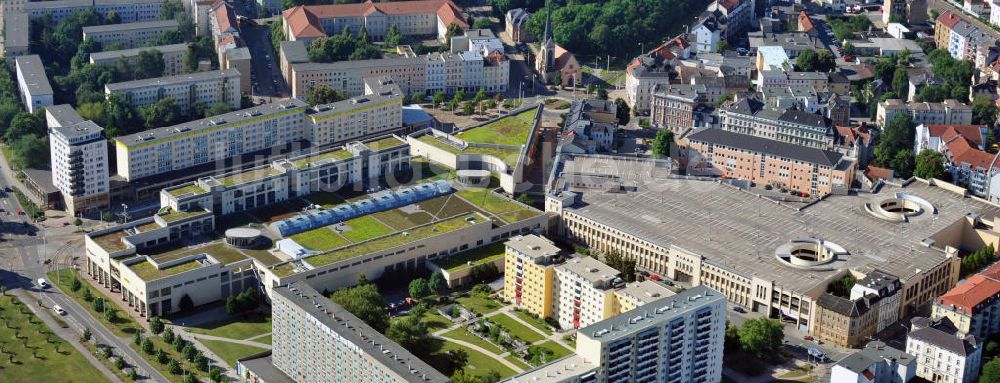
[231,0,287,97]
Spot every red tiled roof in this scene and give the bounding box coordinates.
[928,124,987,148]
[282,6,326,38]
[213,3,237,34]
[937,273,1000,315]
[798,11,814,32]
[834,126,871,148]
[945,137,999,171]
[647,36,689,61]
[937,11,961,29]
[553,45,576,71]
[718,0,743,12]
[283,0,467,39]
[484,49,507,66]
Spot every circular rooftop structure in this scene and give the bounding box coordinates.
[225,227,263,249]
[865,192,935,222]
[775,238,848,269]
[456,169,492,187]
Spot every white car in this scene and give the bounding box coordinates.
[37,278,48,288]
[52,305,66,315]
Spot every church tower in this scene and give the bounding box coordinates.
[536,0,557,81]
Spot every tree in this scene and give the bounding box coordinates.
[973,95,999,127]
[224,296,238,315]
[357,273,369,286]
[473,18,492,29]
[444,23,462,50]
[105,10,121,24]
[167,360,181,375]
[892,67,908,101]
[981,358,1000,383]
[386,313,427,351]
[915,149,946,180]
[183,344,197,361]
[737,318,784,357]
[470,263,500,283]
[462,101,475,115]
[162,328,175,343]
[874,113,915,167]
[5,112,44,142]
[428,271,448,296]
[172,335,185,353]
[142,338,154,354]
[614,98,630,125]
[178,294,194,312]
[161,0,183,20]
[306,84,345,106]
[115,357,126,370]
[330,283,390,332]
[408,278,431,300]
[140,97,181,129]
[432,91,446,108]
[104,307,117,322]
[724,324,740,354]
[135,50,165,80]
[892,149,915,179]
[385,24,402,48]
[8,134,48,169]
[183,48,199,73]
[195,353,209,371]
[133,332,143,346]
[209,367,223,383]
[103,94,137,137]
[128,368,138,381]
[82,327,92,342]
[796,49,820,72]
[204,103,231,118]
[596,86,607,100]
[70,278,82,292]
[412,93,425,103]
[651,129,674,159]
[150,316,164,334]
[349,44,382,61]
[82,288,93,302]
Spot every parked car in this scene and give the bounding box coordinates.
[52,305,66,315]
[804,335,814,341]
[37,278,48,288]
[733,306,747,313]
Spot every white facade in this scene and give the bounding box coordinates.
[691,23,720,54]
[24,0,162,23]
[15,55,54,113]
[89,44,190,77]
[105,69,241,114]
[830,341,915,383]
[82,20,179,49]
[49,120,110,215]
[554,257,620,330]
[907,320,982,383]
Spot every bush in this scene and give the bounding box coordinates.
[101,345,113,359]
[141,338,154,354]
[70,278,82,292]
[82,288,93,302]
[114,357,126,370]
[224,287,260,315]
[471,284,492,297]
[167,360,181,375]
[156,349,168,364]
[81,327,92,342]
[149,316,164,334]
[162,328,175,343]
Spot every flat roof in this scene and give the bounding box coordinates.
[235,352,295,383]
[82,19,178,34]
[45,104,85,127]
[306,86,401,120]
[615,280,676,304]
[115,98,307,147]
[90,43,189,62]
[105,68,239,91]
[553,156,1000,295]
[556,256,619,284]
[53,120,104,140]
[276,282,450,382]
[4,17,28,49]
[578,286,723,342]
[687,128,843,166]
[506,234,560,261]
[505,354,597,383]
[24,0,161,10]
[15,55,53,95]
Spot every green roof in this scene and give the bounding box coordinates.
[291,149,353,170]
[456,188,540,224]
[435,242,506,272]
[217,167,283,187]
[365,136,406,152]
[129,259,202,281]
[416,135,520,168]
[305,213,484,267]
[147,242,249,266]
[456,109,536,146]
[159,209,210,223]
[136,222,163,233]
[92,229,130,252]
[272,263,297,277]
[167,183,207,197]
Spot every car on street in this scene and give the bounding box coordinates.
[803,335,814,341]
[733,306,747,313]
[52,305,66,315]
[37,278,48,288]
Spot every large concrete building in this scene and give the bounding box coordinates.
[114,99,308,181]
[281,0,467,45]
[877,99,973,127]
[104,69,241,114]
[685,128,856,196]
[82,20,179,49]
[545,154,1000,338]
[719,98,832,149]
[23,0,162,22]
[89,44,190,77]
[47,105,111,216]
[268,282,449,383]
[15,55,54,113]
[305,77,404,147]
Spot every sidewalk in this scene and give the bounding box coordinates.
[10,288,124,383]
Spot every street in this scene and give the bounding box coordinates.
[231,0,287,97]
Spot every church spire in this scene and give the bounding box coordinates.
[543,0,553,46]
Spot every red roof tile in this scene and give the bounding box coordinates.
[937,11,961,29]
[798,11,814,32]
[213,3,237,34]
[927,124,987,148]
[282,6,326,38]
[937,273,1000,315]
[945,137,999,171]
[283,0,467,39]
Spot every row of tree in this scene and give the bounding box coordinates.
[961,244,997,276]
[308,25,384,63]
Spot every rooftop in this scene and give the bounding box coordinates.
[106,68,240,92]
[836,341,914,374]
[45,104,85,127]
[89,43,189,62]
[288,149,353,170]
[364,136,407,152]
[129,258,203,281]
[15,55,53,95]
[82,19,178,34]
[434,241,506,272]
[552,156,1000,295]
[275,282,449,382]
[687,128,844,166]
[578,286,723,342]
[216,167,284,187]
[166,183,208,198]
[24,0,161,10]
[505,354,597,383]
[506,234,560,262]
[556,256,620,285]
[936,263,1000,315]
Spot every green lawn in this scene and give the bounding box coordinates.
[531,340,572,361]
[290,227,351,251]
[456,188,538,223]
[197,339,268,368]
[435,242,506,272]
[504,355,532,370]
[490,314,545,343]
[436,340,517,379]
[455,296,502,316]
[457,109,536,146]
[251,334,272,345]
[442,328,504,354]
[185,312,271,340]
[511,310,553,335]
[371,208,434,230]
[392,309,452,332]
[341,215,395,242]
[0,294,107,383]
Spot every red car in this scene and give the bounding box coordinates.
[804,336,814,341]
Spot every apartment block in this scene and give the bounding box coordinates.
[105,69,241,114]
[907,317,982,383]
[82,20,179,49]
[14,55,53,113]
[554,257,620,329]
[114,98,307,181]
[913,124,998,197]
[48,112,110,216]
[281,0,467,45]
[89,44,189,77]
[830,341,916,383]
[720,98,832,149]
[932,262,1000,340]
[503,235,561,318]
[305,77,404,147]
[559,99,618,154]
[813,271,902,348]
[624,37,690,115]
[23,0,161,22]
[267,282,449,383]
[685,128,856,196]
[877,99,973,127]
[578,285,725,383]
[650,84,704,134]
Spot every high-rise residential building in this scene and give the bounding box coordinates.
[503,234,562,318]
[114,99,308,181]
[89,44,190,77]
[553,257,621,329]
[105,69,241,114]
[268,282,449,383]
[877,99,973,127]
[719,98,832,149]
[907,317,982,383]
[281,0,467,45]
[14,55,53,113]
[305,77,404,147]
[82,20,180,49]
[684,128,856,196]
[830,341,916,383]
[48,110,110,216]
[932,262,1000,339]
